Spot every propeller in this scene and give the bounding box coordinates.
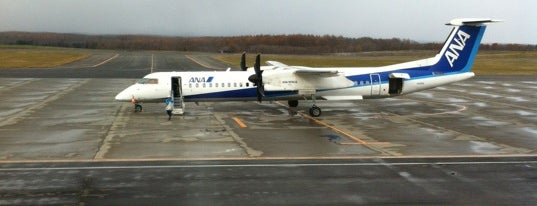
[248,54,264,102]
[240,52,247,71]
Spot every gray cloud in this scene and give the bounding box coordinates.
[0,0,535,44]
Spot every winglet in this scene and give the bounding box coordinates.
[446,18,502,26]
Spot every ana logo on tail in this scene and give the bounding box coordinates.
[444,30,471,68]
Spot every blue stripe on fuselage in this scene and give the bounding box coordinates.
[184,69,462,101]
[184,88,297,100]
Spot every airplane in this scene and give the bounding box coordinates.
[115,18,500,117]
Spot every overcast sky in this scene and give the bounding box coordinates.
[1,0,535,44]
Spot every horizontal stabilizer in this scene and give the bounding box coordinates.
[446,18,502,26]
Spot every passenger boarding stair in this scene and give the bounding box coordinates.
[172,93,185,115]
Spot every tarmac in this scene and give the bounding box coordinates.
[0,51,535,205]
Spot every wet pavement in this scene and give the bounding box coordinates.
[0,51,535,204]
[0,157,535,205]
[0,76,535,160]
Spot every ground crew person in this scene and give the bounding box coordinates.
[165,97,173,120]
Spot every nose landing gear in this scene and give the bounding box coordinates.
[132,98,142,112]
[134,104,142,112]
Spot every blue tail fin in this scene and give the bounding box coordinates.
[429,18,499,74]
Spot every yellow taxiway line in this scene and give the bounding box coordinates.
[232,117,248,128]
[274,101,370,145]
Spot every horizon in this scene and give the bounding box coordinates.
[2,31,535,46]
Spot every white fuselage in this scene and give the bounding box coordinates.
[114,66,475,103]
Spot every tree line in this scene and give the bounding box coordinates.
[0,31,534,54]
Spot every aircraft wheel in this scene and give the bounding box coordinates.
[134,104,143,112]
[309,106,321,117]
[288,100,299,107]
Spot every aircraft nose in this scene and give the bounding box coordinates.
[115,88,131,101]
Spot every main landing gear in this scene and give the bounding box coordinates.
[287,98,323,117]
[288,100,299,107]
[306,95,322,117]
[309,105,321,117]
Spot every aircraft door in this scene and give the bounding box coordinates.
[171,77,182,98]
[370,74,381,96]
[389,78,403,95]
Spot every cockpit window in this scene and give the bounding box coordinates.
[137,78,159,84]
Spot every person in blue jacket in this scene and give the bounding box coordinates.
[165,97,173,120]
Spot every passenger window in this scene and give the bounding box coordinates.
[234,83,237,87]
[246,83,250,87]
[196,83,199,88]
[228,83,231,87]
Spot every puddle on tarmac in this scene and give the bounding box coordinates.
[504,96,528,102]
[521,127,537,136]
[470,141,501,154]
[470,116,510,126]
[322,134,342,143]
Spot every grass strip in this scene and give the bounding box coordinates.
[0,51,89,68]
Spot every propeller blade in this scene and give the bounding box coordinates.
[240,52,247,71]
[256,87,263,102]
[254,54,260,74]
[253,54,264,102]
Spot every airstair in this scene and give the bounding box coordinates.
[172,93,185,115]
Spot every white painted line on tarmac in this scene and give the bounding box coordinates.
[185,55,212,69]
[1,154,536,164]
[91,53,119,68]
[0,160,535,172]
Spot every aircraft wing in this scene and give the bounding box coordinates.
[294,69,339,76]
[262,60,353,91]
[266,61,288,67]
[322,95,363,100]
[263,68,354,91]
